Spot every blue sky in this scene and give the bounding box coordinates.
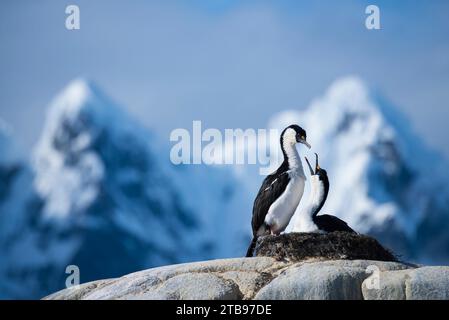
[1,0,449,157]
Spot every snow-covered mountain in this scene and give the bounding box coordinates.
[264,76,449,264]
[0,79,251,299]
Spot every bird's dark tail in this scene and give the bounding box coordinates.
[245,236,258,257]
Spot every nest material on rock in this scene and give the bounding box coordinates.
[254,232,397,262]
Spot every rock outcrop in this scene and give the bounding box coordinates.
[45,233,449,300]
[45,257,449,300]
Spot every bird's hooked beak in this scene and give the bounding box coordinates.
[304,156,314,175]
[298,135,311,149]
[314,153,320,172]
[302,140,311,149]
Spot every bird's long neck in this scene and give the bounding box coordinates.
[281,138,301,171]
[293,176,326,232]
[309,178,329,218]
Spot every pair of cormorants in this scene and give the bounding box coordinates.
[246,125,355,257]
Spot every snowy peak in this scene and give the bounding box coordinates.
[37,79,126,157]
[306,76,392,147]
[48,78,114,120]
[312,76,376,117]
[32,79,109,218]
[304,76,437,169]
[51,78,96,113]
[32,79,157,219]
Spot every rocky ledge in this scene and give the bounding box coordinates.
[45,233,449,300]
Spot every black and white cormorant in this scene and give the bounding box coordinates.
[292,153,356,234]
[245,124,311,257]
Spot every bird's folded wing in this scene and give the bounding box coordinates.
[251,172,291,234]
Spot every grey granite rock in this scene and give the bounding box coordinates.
[44,257,288,300]
[362,269,410,300]
[137,273,242,300]
[44,256,449,300]
[362,266,449,300]
[406,267,449,300]
[255,262,368,300]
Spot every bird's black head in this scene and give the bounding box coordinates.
[305,153,329,183]
[281,124,311,148]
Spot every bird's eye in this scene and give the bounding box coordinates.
[300,135,305,140]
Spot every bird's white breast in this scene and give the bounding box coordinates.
[264,170,306,234]
[291,175,322,233]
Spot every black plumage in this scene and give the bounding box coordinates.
[246,162,290,257]
[314,214,356,233]
[246,125,310,257]
[251,162,290,236]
